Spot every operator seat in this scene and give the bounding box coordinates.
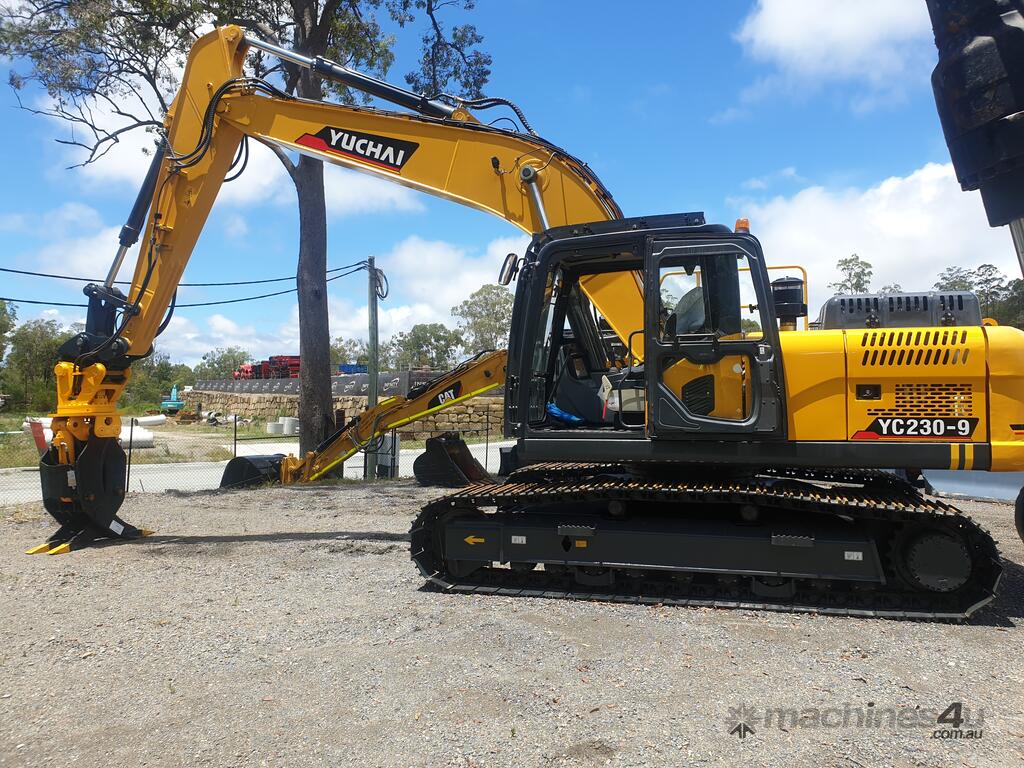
[672,287,706,333]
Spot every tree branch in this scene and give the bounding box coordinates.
[255,136,298,183]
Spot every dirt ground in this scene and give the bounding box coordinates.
[1,481,1022,767]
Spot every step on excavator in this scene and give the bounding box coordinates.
[28,1,1024,620]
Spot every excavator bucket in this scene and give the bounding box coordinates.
[220,454,285,489]
[413,434,492,488]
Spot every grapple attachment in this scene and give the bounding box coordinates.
[220,454,285,489]
[32,436,151,554]
[413,433,492,488]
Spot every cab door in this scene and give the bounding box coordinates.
[644,236,785,438]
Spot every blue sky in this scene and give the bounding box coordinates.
[1,0,1019,365]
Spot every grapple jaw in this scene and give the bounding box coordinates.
[220,454,285,489]
[31,435,150,555]
[413,433,492,488]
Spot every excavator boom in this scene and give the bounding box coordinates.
[32,26,634,553]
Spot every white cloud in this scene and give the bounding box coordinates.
[223,213,249,238]
[379,234,528,313]
[49,101,424,217]
[735,162,1020,314]
[216,142,424,215]
[1,202,104,241]
[326,297,444,342]
[0,212,27,232]
[322,233,529,348]
[741,166,803,192]
[731,0,933,112]
[37,307,87,329]
[155,312,302,367]
[36,225,126,281]
[157,297,454,366]
[708,105,748,126]
[737,0,930,82]
[12,208,528,365]
[323,164,424,216]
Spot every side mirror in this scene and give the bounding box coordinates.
[498,252,520,285]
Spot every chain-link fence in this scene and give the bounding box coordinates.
[0,412,512,508]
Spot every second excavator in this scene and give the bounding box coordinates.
[29,17,1024,620]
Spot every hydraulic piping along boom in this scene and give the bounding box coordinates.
[30,24,634,554]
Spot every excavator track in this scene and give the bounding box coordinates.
[409,463,1002,621]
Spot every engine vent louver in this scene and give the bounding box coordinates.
[866,383,974,418]
[859,329,971,367]
[816,291,980,329]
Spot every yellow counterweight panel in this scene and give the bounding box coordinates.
[844,327,988,445]
[777,330,848,441]
[984,325,1024,471]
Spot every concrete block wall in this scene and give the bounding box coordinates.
[182,389,505,439]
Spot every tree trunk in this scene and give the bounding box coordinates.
[293,154,334,454]
[288,7,333,456]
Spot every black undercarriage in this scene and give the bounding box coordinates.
[410,463,1002,620]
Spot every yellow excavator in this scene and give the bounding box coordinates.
[28,16,1024,619]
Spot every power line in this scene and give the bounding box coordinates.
[0,260,366,287]
[0,297,89,308]
[0,264,371,310]
[177,266,365,307]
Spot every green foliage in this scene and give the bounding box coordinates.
[829,254,873,295]
[997,279,1024,329]
[383,323,461,370]
[0,1,491,163]
[1,1,490,448]
[933,266,977,292]
[878,284,903,295]
[931,264,1021,327]
[972,263,1007,317]
[122,351,195,410]
[451,283,513,354]
[193,346,250,380]
[0,300,14,362]
[0,319,67,410]
[330,336,369,366]
[403,0,492,99]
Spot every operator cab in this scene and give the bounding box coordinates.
[504,213,786,461]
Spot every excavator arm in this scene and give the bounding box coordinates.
[32,26,639,553]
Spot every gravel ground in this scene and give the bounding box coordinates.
[1,481,1022,767]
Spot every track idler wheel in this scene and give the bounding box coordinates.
[895,526,973,593]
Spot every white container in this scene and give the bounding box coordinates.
[266,422,284,435]
[132,414,166,427]
[23,418,154,447]
[121,426,155,449]
[281,416,298,435]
